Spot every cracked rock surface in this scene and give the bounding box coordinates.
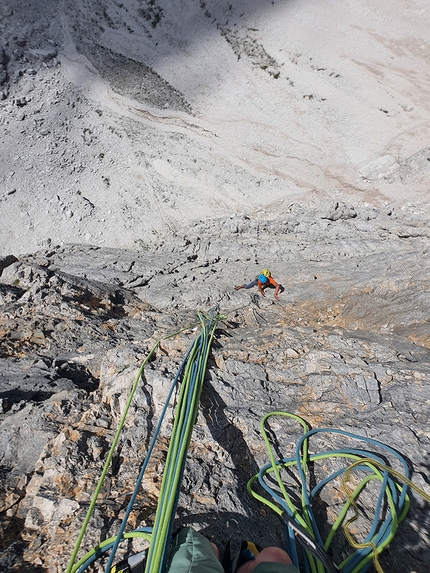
[1,204,429,572]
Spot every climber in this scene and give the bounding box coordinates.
[165,527,299,573]
[234,269,281,301]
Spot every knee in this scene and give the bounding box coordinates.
[236,547,292,573]
[256,547,292,565]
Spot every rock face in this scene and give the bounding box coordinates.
[1,0,430,570]
[1,205,429,572]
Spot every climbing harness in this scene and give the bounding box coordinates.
[65,306,223,573]
[247,412,430,573]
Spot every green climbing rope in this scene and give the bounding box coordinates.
[65,308,223,573]
[144,309,220,573]
[247,412,430,573]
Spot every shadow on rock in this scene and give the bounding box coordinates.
[195,378,284,548]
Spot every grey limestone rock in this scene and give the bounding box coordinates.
[320,201,357,221]
[0,255,18,276]
[0,207,429,572]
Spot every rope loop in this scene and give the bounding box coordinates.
[247,412,429,573]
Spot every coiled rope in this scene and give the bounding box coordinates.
[65,306,429,573]
[247,412,430,573]
[65,306,223,573]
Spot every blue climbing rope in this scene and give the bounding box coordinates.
[66,307,223,573]
[247,412,429,573]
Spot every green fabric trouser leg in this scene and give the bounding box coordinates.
[165,527,300,573]
[165,527,224,573]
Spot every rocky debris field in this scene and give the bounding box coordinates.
[1,204,429,572]
[2,0,430,256]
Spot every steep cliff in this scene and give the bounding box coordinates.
[1,205,429,571]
